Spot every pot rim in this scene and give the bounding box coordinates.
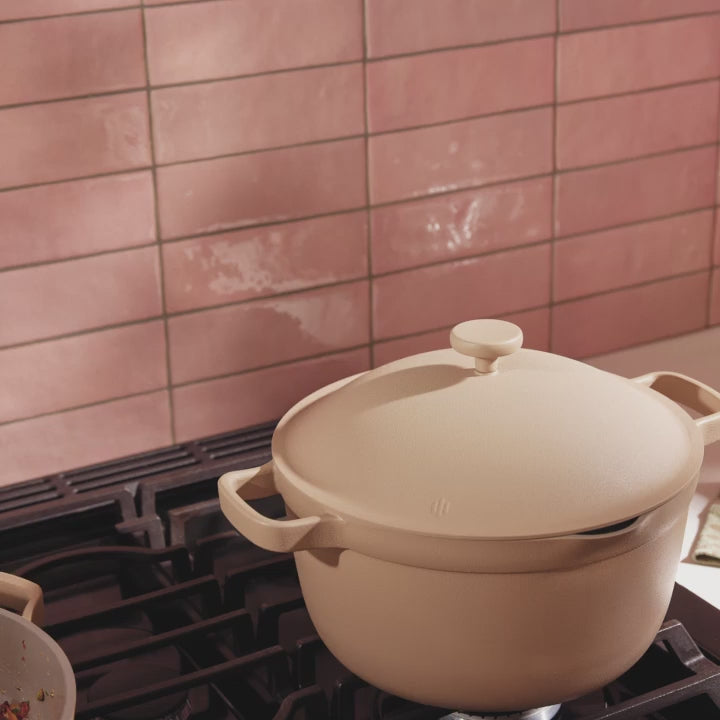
[219,459,698,573]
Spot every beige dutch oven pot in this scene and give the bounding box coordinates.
[0,573,76,720]
[218,319,720,712]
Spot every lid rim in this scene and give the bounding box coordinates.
[272,341,704,541]
[273,450,701,542]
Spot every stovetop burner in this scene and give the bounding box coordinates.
[0,423,719,720]
[442,708,561,720]
[62,627,191,720]
[88,662,191,720]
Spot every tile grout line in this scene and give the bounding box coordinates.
[380,319,720,361]
[0,84,147,113]
[0,5,142,26]
[363,9,720,59]
[5,261,712,430]
[1,200,715,352]
[0,59,364,114]
[1,263,711,428]
[2,5,719,45]
[1,132,716,204]
[0,387,168,430]
[553,8,720,37]
[0,242,158,275]
[97,164,719,248]
[549,0,560,353]
[360,0,375,368]
[371,103,557,138]
[552,267,710,307]
[0,261,708,355]
[371,304,551,348]
[553,140,718,176]
[162,276,374,322]
[139,5,176,443]
[0,344,378,430]
[554,76,720,108]
[553,205,717,245]
[2,74,718,143]
[0,276,369,351]
[0,166,154,197]
[2,161,715,273]
[570,325,714,362]
[0,315,165,353]
[168,344,374,390]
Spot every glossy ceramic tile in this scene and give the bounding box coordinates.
[0,321,167,423]
[0,0,136,21]
[369,108,552,204]
[556,82,720,170]
[0,391,172,486]
[557,16,720,102]
[173,348,370,441]
[0,247,162,346]
[554,211,714,301]
[555,147,717,237]
[367,38,553,132]
[151,64,363,164]
[371,177,552,273]
[168,281,369,384]
[163,212,367,313]
[0,172,155,269]
[373,306,550,366]
[0,10,145,107]
[366,0,555,57]
[156,139,366,239]
[499,306,551,352]
[711,269,720,325]
[560,0,720,31]
[552,272,709,357]
[372,244,550,340]
[373,328,452,366]
[0,92,150,189]
[144,0,362,85]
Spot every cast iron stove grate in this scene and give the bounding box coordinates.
[1,423,719,720]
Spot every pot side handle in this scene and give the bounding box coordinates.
[633,371,720,445]
[0,571,44,625]
[218,463,343,552]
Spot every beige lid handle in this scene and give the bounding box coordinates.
[450,319,523,374]
[0,571,44,625]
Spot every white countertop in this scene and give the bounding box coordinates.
[589,327,720,611]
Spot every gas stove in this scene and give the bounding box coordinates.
[1,423,719,720]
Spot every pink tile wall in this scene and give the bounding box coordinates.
[156,139,366,238]
[366,38,554,132]
[368,108,553,204]
[2,1,720,484]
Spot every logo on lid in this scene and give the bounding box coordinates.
[430,497,450,517]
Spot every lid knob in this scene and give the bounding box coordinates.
[450,319,523,374]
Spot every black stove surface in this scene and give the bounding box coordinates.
[1,423,719,720]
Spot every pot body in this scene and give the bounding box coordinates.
[219,364,720,710]
[291,480,694,712]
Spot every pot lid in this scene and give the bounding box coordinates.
[272,320,703,539]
